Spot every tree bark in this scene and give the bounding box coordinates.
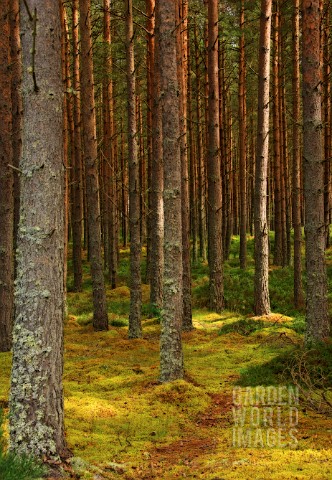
[238,0,247,270]
[79,0,108,331]
[10,0,66,457]
[323,1,331,247]
[149,0,164,311]
[10,0,22,281]
[177,0,193,331]
[159,0,184,382]
[254,0,272,316]
[207,0,224,313]
[302,0,330,343]
[0,0,14,352]
[272,1,283,266]
[194,23,207,262]
[70,0,83,292]
[126,0,142,338]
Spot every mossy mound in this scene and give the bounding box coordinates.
[150,379,210,415]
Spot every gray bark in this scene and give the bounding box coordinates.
[10,0,66,457]
[159,0,184,382]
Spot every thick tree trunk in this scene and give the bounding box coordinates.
[79,0,108,331]
[0,0,14,352]
[10,0,66,457]
[302,0,330,343]
[159,0,184,382]
[126,0,142,338]
[254,0,272,316]
[207,0,224,313]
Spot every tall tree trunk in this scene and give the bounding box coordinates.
[0,0,14,352]
[323,2,331,247]
[254,0,272,316]
[177,0,193,331]
[120,120,128,247]
[10,0,22,279]
[272,1,283,266]
[188,28,198,264]
[159,0,184,382]
[149,0,164,311]
[60,1,69,295]
[302,0,330,342]
[71,0,83,292]
[137,93,147,246]
[102,0,112,273]
[10,0,66,457]
[280,68,290,266]
[207,0,224,312]
[238,0,247,269]
[194,23,207,262]
[145,0,154,284]
[79,0,108,331]
[126,0,142,338]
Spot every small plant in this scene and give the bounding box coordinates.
[0,410,46,480]
[284,345,332,415]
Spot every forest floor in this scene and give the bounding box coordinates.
[0,237,331,479]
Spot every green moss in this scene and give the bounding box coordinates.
[2,244,331,477]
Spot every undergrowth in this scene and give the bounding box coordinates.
[0,410,46,480]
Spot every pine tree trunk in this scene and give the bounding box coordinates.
[194,23,207,262]
[60,1,69,295]
[302,0,330,343]
[272,2,283,266]
[177,0,193,331]
[254,0,272,316]
[0,0,14,352]
[238,0,247,270]
[126,0,142,338]
[159,0,184,382]
[79,0,108,331]
[71,0,83,292]
[323,2,331,247]
[10,0,66,457]
[10,0,22,280]
[149,0,164,311]
[187,29,198,264]
[207,0,224,313]
[102,0,112,273]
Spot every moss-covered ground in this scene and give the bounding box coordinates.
[0,237,331,479]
